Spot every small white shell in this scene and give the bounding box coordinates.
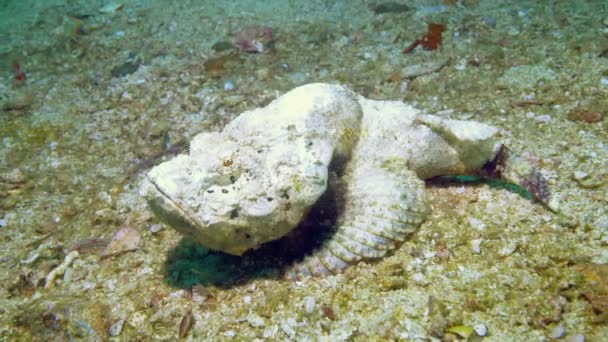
[99,2,124,14]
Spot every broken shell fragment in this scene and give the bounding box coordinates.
[99,2,124,14]
[101,227,141,259]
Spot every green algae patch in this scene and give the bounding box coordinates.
[431,175,533,200]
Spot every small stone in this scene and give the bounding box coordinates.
[473,323,487,336]
[304,296,315,314]
[109,319,125,336]
[471,239,483,254]
[99,2,124,14]
[573,171,589,180]
[280,321,296,339]
[263,325,279,338]
[594,215,608,231]
[223,81,235,91]
[468,217,486,231]
[565,333,585,342]
[247,313,265,328]
[551,324,566,339]
[149,224,163,234]
[534,114,552,123]
[94,208,116,224]
[498,242,519,257]
[412,272,429,285]
[0,218,6,228]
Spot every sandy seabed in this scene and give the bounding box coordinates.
[1,0,607,340]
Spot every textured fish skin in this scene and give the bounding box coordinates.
[141,83,556,280]
[284,96,556,280]
[286,163,427,279]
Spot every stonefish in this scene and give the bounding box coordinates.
[142,83,557,279]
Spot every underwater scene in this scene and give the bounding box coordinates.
[1,0,608,340]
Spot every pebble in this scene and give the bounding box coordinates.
[0,218,6,227]
[304,296,316,314]
[109,319,125,336]
[99,2,124,14]
[551,324,566,339]
[468,217,486,231]
[498,242,519,257]
[263,325,279,338]
[594,215,608,231]
[247,313,265,328]
[223,330,237,337]
[280,321,296,339]
[573,171,589,180]
[534,114,552,123]
[565,333,585,342]
[473,323,487,336]
[412,272,429,285]
[223,81,235,91]
[149,223,163,234]
[471,239,483,254]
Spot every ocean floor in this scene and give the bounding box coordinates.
[1,0,608,340]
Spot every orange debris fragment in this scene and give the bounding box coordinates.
[12,61,26,86]
[403,23,446,54]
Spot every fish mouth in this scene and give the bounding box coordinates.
[143,176,205,238]
[143,176,252,256]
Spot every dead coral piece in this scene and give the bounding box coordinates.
[101,227,141,260]
[44,250,79,290]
